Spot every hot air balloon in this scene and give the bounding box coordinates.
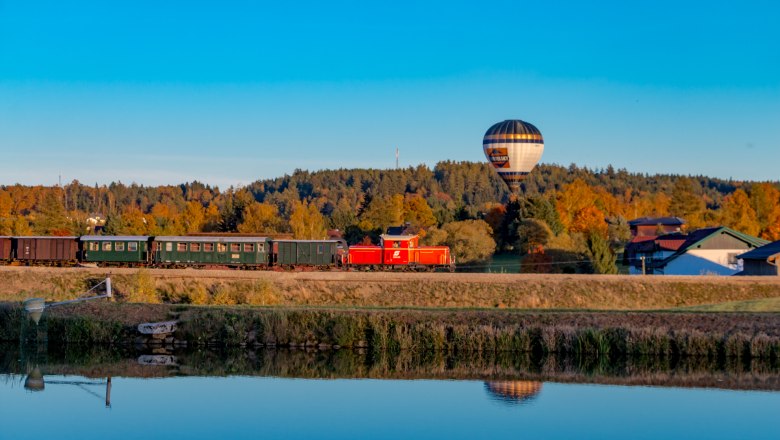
[483,120,544,193]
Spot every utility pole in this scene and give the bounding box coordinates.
[640,256,646,275]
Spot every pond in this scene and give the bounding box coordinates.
[1,346,778,440]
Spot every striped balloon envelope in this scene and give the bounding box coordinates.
[483,120,544,192]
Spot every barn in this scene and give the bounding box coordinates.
[737,241,780,276]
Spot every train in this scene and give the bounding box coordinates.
[0,233,455,272]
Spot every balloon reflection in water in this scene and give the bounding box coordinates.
[484,381,543,403]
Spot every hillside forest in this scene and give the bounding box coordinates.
[2,162,779,273]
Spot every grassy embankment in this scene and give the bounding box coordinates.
[2,267,779,359]
[2,266,780,310]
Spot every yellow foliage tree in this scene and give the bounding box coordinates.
[289,201,327,239]
[182,200,206,234]
[238,202,282,233]
[720,189,760,236]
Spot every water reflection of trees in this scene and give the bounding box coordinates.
[1,343,778,392]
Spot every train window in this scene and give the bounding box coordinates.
[230,243,241,252]
[257,243,265,252]
[177,243,187,252]
[128,242,138,252]
[102,242,112,251]
[115,242,125,251]
[243,243,254,252]
[89,242,98,251]
[166,242,173,252]
[191,243,201,252]
[317,244,324,254]
[204,243,214,252]
[217,243,227,252]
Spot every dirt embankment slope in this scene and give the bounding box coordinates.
[1,266,780,310]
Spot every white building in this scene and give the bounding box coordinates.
[628,227,768,275]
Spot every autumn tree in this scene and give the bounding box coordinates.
[720,189,760,236]
[289,200,327,239]
[403,193,437,229]
[427,220,496,264]
[669,178,706,228]
[749,183,780,240]
[556,179,607,236]
[516,219,552,255]
[238,202,282,234]
[359,194,404,231]
[33,192,72,235]
[182,201,206,234]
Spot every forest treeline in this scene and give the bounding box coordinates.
[2,162,779,272]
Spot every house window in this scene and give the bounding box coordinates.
[115,242,125,251]
[230,243,241,252]
[165,242,173,252]
[217,243,227,253]
[191,243,201,252]
[102,242,112,251]
[128,242,138,252]
[177,243,187,252]
[727,253,739,265]
[204,243,214,252]
[243,243,254,252]
[317,244,324,254]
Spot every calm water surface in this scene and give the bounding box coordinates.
[2,372,778,440]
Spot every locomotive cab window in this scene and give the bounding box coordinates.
[392,242,400,248]
[115,242,125,251]
[102,242,112,251]
[128,242,138,252]
[217,243,227,253]
[243,243,254,252]
[191,243,201,252]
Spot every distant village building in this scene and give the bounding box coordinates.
[628,217,685,238]
[737,241,780,276]
[624,226,768,275]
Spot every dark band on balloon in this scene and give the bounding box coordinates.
[497,171,530,181]
[483,139,544,145]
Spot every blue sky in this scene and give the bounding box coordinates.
[1,0,778,187]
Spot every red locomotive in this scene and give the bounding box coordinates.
[347,234,454,272]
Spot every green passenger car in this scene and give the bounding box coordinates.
[80,235,150,264]
[153,236,270,267]
[273,240,340,267]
